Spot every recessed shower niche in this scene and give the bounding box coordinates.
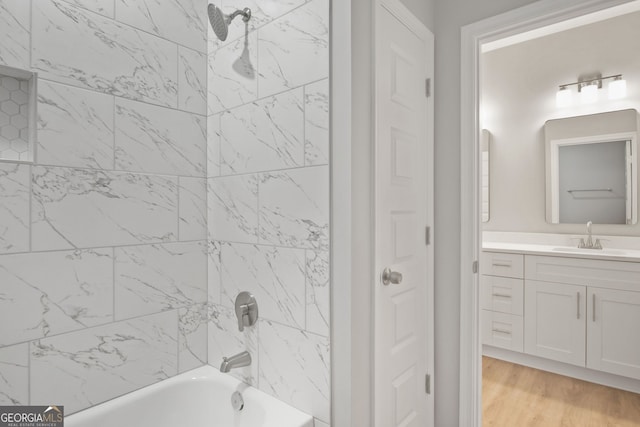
[0,65,36,162]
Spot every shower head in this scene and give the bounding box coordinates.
[207,4,251,42]
[208,4,228,41]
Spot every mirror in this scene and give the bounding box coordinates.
[545,109,639,224]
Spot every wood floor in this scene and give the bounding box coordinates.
[483,357,640,427]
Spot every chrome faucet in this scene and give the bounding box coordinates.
[578,221,602,249]
[220,351,251,373]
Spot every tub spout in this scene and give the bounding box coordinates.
[220,351,251,373]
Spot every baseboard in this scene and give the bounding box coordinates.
[483,345,640,394]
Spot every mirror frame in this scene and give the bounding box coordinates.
[481,129,490,222]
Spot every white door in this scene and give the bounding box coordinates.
[587,287,640,380]
[374,0,434,426]
[524,280,586,366]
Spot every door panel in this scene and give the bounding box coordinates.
[374,1,434,426]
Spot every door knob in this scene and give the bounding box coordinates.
[382,268,403,286]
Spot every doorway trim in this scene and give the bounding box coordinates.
[459,0,637,425]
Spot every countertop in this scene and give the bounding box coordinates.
[482,241,640,262]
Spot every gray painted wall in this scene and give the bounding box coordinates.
[401,0,436,30]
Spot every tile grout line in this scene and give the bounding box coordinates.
[112,246,116,326]
[176,43,181,111]
[176,308,180,374]
[209,76,329,118]
[28,163,33,253]
[36,77,207,118]
[177,176,182,241]
[256,22,260,101]
[112,92,117,171]
[32,309,190,347]
[212,163,329,180]
[58,0,209,55]
[0,238,209,258]
[255,172,261,245]
[303,83,307,167]
[29,0,33,72]
[17,160,208,180]
[256,320,260,390]
[217,114,221,178]
[27,341,31,405]
[27,0,34,256]
[304,249,308,332]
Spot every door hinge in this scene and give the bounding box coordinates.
[425,226,431,245]
[425,374,431,394]
[425,78,431,98]
[472,260,479,274]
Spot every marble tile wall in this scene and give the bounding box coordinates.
[206,0,331,425]
[0,0,208,414]
[1,0,331,423]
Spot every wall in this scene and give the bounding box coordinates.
[433,0,539,425]
[0,0,208,414]
[205,1,330,426]
[482,11,640,235]
[401,0,436,29]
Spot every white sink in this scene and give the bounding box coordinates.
[550,246,628,256]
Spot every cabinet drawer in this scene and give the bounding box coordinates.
[525,255,640,291]
[481,310,523,352]
[481,252,524,279]
[480,275,523,315]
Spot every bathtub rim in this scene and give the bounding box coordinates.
[64,365,314,426]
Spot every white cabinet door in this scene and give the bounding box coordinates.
[587,287,640,380]
[524,280,586,367]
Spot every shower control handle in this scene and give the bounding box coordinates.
[382,268,403,286]
[235,292,258,332]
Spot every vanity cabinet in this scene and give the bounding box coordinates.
[483,251,640,382]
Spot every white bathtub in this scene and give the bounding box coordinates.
[65,366,314,427]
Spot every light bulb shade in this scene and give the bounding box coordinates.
[556,88,572,108]
[608,78,627,100]
[581,84,598,104]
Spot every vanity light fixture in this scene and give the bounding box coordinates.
[556,86,572,108]
[608,75,627,100]
[580,82,599,104]
[555,74,626,107]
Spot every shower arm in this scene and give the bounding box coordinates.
[228,7,251,23]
